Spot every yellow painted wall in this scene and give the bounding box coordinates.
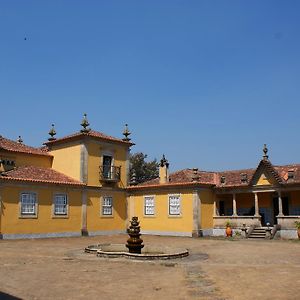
[256,173,275,186]
[87,141,128,188]
[289,191,300,207]
[236,193,254,209]
[258,192,271,207]
[1,185,82,234]
[200,190,214,229]
[49,143,82,181]
[0,151,52,169]
[86,190,127,231]
[131,190,194,234]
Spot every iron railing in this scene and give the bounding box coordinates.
[100,165,121,182]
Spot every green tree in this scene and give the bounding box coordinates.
[129,152,159,184]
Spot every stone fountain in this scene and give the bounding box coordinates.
[85,217,189,260]
[126,216,144,254]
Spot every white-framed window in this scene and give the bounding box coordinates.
[102,196,113,215]
[168,194,181,215]
[144,195,155,215]
[54,194,68,215]
[20,193,37,215]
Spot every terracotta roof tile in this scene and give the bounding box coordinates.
[216,169,256,187]
[44,130,134,147]
[0,135,52,156]
[0,166,84,186]
[129,161,300,190]
[129,169,216,189]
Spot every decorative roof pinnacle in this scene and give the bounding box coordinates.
[160,154,169,168]
[130,170,137,186]
[48,124,57,141]
[263,144,269,160]
[80,113,91,133]
[17,136,23,144]
[122,123,131,141]
[192,168,200,182]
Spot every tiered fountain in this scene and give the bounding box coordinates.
[85,216,189,260]
[126,216,144,254]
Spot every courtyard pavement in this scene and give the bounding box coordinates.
[0,235,299,299]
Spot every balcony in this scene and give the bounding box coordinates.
[100,165,121,183]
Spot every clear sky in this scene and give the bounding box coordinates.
[1,1,300,172]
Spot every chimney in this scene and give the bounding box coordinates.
[159,154,169,184]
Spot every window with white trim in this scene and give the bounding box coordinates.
[102,196,113,215]
[144,196,155,215]
[54,194,68,215]
[168,194,181,215]
[21,193,37,215]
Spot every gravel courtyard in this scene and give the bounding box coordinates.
[0,235,299,300]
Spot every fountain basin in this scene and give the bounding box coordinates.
[85,243,189,260]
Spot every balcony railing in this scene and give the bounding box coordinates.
[100,165,121,182]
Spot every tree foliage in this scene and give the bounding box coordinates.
[129,152,159,184]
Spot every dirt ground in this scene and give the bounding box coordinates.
[0,235,299,300]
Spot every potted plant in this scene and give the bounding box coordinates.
[225,220,233,237]
[295,221,300,239]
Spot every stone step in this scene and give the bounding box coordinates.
[248,227,268,239]
[248,233,266,237]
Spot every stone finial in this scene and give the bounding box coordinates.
[160,154,169,168]
[80,113,91,133]
[122,123,131,142]
[263,144,269,160]
[130,170,137,186]
[48,124,57,141]
[159,154,169,184]
[192,168,200,182]
[17,135,23,144]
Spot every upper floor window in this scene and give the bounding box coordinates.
[20,193,37,215]
[102,155,113,179]
[54,194,68,215]
[100,155,121,182]
[169,194,181,215]
[144,196,155,215]
[102,196,113,215]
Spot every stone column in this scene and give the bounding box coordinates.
[81,189,88,236]
[213,195,218,217]
[192,190,201,237]
[277,191,283,216]
[232,193,237,216]
[254,192,260,217]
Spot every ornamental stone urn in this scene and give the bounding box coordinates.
[126,216,144,254]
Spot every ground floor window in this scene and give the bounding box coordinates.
[20,193,37,215]
[102,196,113,215]
[169,194,181,215]
[54,194,68,215]
[144,196,155,215]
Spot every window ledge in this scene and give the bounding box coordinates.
[52,215,69,219]
[19,215,38,219]
[168,215,182,218]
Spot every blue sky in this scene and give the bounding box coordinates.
[1,1,300,171]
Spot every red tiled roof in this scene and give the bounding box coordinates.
[0,166,84,186]
[274,164,300,184]
[216,169,256,187]
[0,135,52,156]
[128,169,216,190]
[44,130,134,147]
[129,161,300,190]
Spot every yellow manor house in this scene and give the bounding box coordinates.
[0,115,300,239]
